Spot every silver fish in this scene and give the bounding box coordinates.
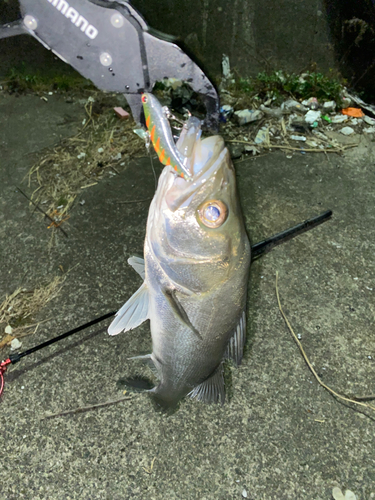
[109,100,251,408]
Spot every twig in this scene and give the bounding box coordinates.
[264,144,358,153]
[16,186,68,238]
[80,182,98,189]
[275,271,375,414]
[116,198,152,204]
[227,140,255,145]
[16,323,39,339]
[234,153,269,164]
[42,395,133,419]
[227,139,358,153]
[351,395,375,402]
[142,457,156,474]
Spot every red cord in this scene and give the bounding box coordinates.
[0,359,11,397]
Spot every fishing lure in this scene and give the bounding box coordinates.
[141,93,193,181]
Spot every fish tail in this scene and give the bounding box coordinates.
[116,376,179,412]
[149,386,182,413]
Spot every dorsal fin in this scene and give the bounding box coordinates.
[188,364,225,404]
[225,310,247,366]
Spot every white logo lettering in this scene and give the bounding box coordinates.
[57,0,69,15]
[75,15,88,32]
[66,7,79,24]
[47,0,98,39]
[85,25,98,39]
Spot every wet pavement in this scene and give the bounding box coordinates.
[1,92,375,500]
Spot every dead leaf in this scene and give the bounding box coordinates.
[0,334,14,350]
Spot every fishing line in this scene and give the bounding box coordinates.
[148,150,158,192]
[142,128,158,192]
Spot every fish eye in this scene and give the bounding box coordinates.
[142,94,148,103]
[197,200,228,228]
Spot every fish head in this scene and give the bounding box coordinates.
[147,121,250,293]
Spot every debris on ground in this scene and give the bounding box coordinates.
[27,92,145,216]
[0,276,65,348]
[332,486,357,500]
[234,109,263,126]
[304,109,321,124]
[215,73,374,158]
[364,115,375,126]
[342,107,365,118]
[20,70,375,227]
[282,98,307,113]
[323,100,336,112]
[10,338,22,351]
[331,115,349,124]
[113,107,130,120]
[340,126,355,136]
[155,70,374,160]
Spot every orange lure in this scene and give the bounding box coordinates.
[142,93,192,180]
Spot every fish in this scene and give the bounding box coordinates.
[108,93,251,409]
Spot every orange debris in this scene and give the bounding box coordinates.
[342,107,365,118]
[113,107,130,120]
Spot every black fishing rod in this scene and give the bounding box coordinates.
[0,311,116,395]
[251,209,332,260]
[0,209,332,396]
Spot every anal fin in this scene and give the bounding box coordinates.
[188,364,225,404]
[225,311,246,366]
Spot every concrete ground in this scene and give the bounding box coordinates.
[0,92,375,500]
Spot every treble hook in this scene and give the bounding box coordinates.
[162,106,185,130]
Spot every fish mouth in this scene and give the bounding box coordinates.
[164,135,227,211]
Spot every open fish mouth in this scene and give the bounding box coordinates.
[141,92,230,212]
[164,129,228,212]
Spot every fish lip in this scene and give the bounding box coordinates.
[165,138,227,211]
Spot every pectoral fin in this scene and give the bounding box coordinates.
[188,364,225,404]
[108,283,149,335]
[128,256,146,279]
[163,288,202,340]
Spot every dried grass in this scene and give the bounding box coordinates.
[221,114,359,155]
[0,276,65,348]
[27,92,145,215]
